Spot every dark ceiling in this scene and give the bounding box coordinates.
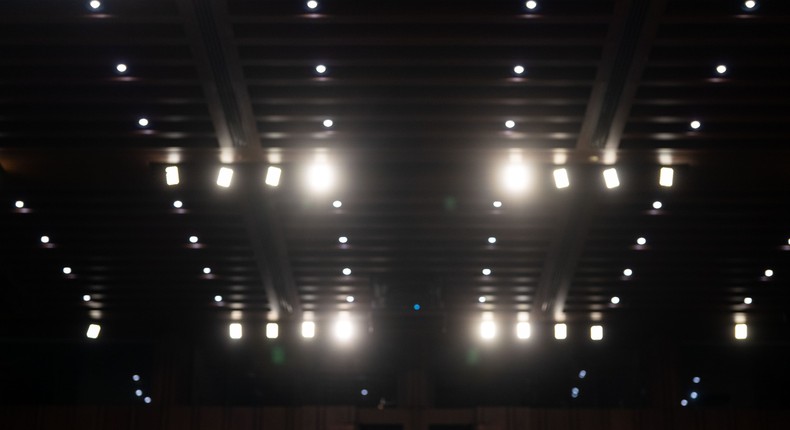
[1,0,790,407]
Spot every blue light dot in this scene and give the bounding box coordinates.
[361,389,369,396]
[690,391,698,400]
[413,304,421,311]
[578,370,587,379]
[692,376,701,384]
[571,387,580,398]
[681,399,688,407]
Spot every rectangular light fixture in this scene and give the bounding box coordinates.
[165,166,179,186]
[301,321,316,338]
[86,323,101,339]
[590,325,603,341]
[554,323,567,340]
[735,323,748,340]
[265,166,282,187]
[603,168,620,189]
[229,323,242,339]
[217,167,234,188]
[480,321,496,340]
[516,321,531,339]
[266,322,279,339]
[553,168,570,189]
[659,167,674,187]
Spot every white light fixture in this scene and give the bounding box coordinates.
[554,323,567,340]
[265,166,282,187]
[659,167,674,187]
[266,322,279,339]
[652,201,663,209]
[482,268,491,276]
[83,294,91,302]
[744,0,757,10]
[203,267,212,274]
[716,64,727,75]
[315,64,327,74]
[308,163,333,191]
[132,374,141,382]
[216,167,234,188]
[334,317,354,342]
[611,296,620,304]
[734,323,748,340]
[307,0,318,10]
[603,168,620,189]
[681,399,689,407]
[302,320,316,338]
[115,63,127,73]
[692,376,701,384]
[338,236,348,244]
[503,163,528,191]
[40,235,50,244]
[590,325,603,341]
[229,323,243,339]
[637,237,647,246]
[214,295,222,302]
[553,168,570,189]
[513,65,525,75]
[342,268,352,276]
[63,267,72,275]
[89,1,101,10]
[764,269,774,277]
[480,321,496,340]
[493,200,502,208]
[173,200,183,208]
[478,296,486,303]
[332,200,342,208]
[488,237,497,244]
[526,1,538,10]
[623,268,633,277]
[505,120,516,129]
[690,120,701,130]
[135,389,143,397]
[744,297,753,305]
[323,119,333,128]
[137,118,149,127]
[165,166,179,186]
[15,200,24,208]
[189,235,198,244]
[144,397,152,404]
[86,324,101,339]
[346,295,354,303]
[690,391,699,400]
[516,321,531,339]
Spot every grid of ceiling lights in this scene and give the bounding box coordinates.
[44,0,765,344]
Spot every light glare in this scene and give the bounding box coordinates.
[63,267,72,275]
[189,235,198,244]
[516,321,531,339]
[735,323,748,340]
[308,164,334,191]
[137,118,149,127]
[216,167,234,188]
[493,200,502,208]
[302,321,316,338]
[503,164,528,191]
[165,166,179,186]
[526,1,538,10]
[590,325,603,341]
[40,235,50,244]
[482,268,491,276]
[505,120,515,129]
[716,64,727,75]
[116,63,127,73]
[173,200,183,208]
[637,237,647,245]
[478,296,486,303]
[623,268,633,277]
[203,267,211,274]
[480,321,496,340]
[346,295,354,303]
[554,323,567,340]
[488,236,496,244]
[611,296,620,304]
[513,65,525,75]
[89,1,101,10]
[603,168,620,189]
[15,200,24,208]
[266,323,279,339]
[214,295,222,302]
[229,323,242,339]
[265,166,282,187]
[764,269,774,277]
[307,0,318,9]
[744,0,757,9]
[659,167,674,187]
[690,120,701,130]
[334,318,353,341]
[315,64,327,74]
[86,324,101,339]
[553,168,570,189]
[744,297,753,304]
[333,200,342,208]
[323,119,333,128]
[342,268,351,276]
[338,236,348,244]
[653,201,663,209]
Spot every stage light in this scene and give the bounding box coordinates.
[135,389,143,397]
[132,374,140,382]
[165,166,179,186]
[189,236,198,244]
[637,237,647,245]
[229,323,242,339]
[307,1,318,10]
[690,120,701,130]
[554,323,567,340]
[681,399,688,407]
[478,296,486,303]
[315,64,327,74]
[505,120,515,129]
[716,64,727,75]
[690,391,699,400]
[571,387,579,398]
[203,267,212,274]
[83,294,91,302]
[513,65,525,75]
[266,323,279,339]
[63,267,72,275]
[659,167,674,187]
[338,236,348,244]
[138,118,149,127]
[173,200,183,208]
[144,396,152,404]
[603,168,620,189]
[40,235,50,244]
[735,323,748,340]
[764,269,773,277]
[744,297,752,304]
[653,201,663,209]
[480,321,496,340]
[116,63,127,73]
[15,200,24,208]
[214,295,222,302]
[493,200,502,208]
[526,1,538,10]
[342,268,351,276]
[553,168,570,189]
[89,1,101,10]
[482,268,491,276]
[86,324,101,339]
[623,268,633,277]
[693,376,701,384]
[744,1,757,10]
[265,166,282,187]
[323,119,333,128]
[302,321,316,338]
[216,167,234,188]
[488,237,496,244]
[308,163,333,192]
[590,325,603,341]
[579,370,587,379]
[346,295,354,303]
[516,322,531,339]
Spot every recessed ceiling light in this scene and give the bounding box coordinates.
[513,65,525,75]
[216,167,234,188]
[516,321,531,339]
[15,200,24,208]
[525,1,538,10]
[716,64,727,75]
[611,296,620,304]
[203,267,212,274]
[89,1,101,10]
[189,236,198,244]
[132,374,141,382]
[332,200,342,208]
[623,268,633,277]
[40,235,50,244]
[265,166,282,187]
[505,120,515,129]
[692,376,700,384]
[115,63,127,73]
[734,323,748,340]
[229,323,242,339]
[659,167,674,187]
[214,295,222,302]
[636,237,647,245]
[503,163,529,191]
[493,200,502,208]
[482,268,491,276]
[764,269,773,277]
[323,119,333,128]
[334,318,354,342]
[83,294,91,302]
[571,387,580,398]
[308,163,334,192]
[488,237,497,244]
[579,370,587,379]
[690,120,701,130]
[173,200,183,208]
[681,399,688,407]
[137,118,149,127]
[301,320,316,338]
[744,0,757,10]
[603,168,620,189]
[361,389,369,396]
[63,267,72,275]
[315,64,327,74]
[690,391,699,400]
[346,295,354,303]
[554,323,567,340]
[266,322,279,339]
[165,166,179,186]
[307,0,319,10]
[480,321,496,340]
[144,396,152,404]
[338,236,348,244]
[86,323,101,339]
[135,389,143,397]
[652,201,663,209]
[553,168,570,189]
[478,296,486,303]
[590,325,603,341]
[342,268,352,276]
[744,297,753,305]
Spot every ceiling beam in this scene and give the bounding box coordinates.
[176,0,300,319]
[533,0,666,321]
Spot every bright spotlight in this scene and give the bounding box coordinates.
[526,1,538,10]
[764,269,774,277]
[744,0,757,10]
[744,297,752,305]
[266,323,279,339]
[480,321,496,340]
[553,168,570,189]
[264,166,282,187]
[115,63,127,73]
[333,200,342,208]
[334,318,354,342]
[216,167,234,188]
[516,321,531,339]
[307,0,318,10]
[734,323,748,340]
[89,1,101,10]
[482,268,491,276]
[716,64,727,75]
[590,325,603,341]
[623,268,633,277]
[302,321,316,338]
[611,296,620,304]
[323,119,333,128]
[513,65,525,75]
[15,200,24,208]
[505,120,515,129]
[652,201,663,209]
[165,166,179,186]
[40,235,50,244]
[86,324,101,339]
[229,323,243,339]
[137,118,149,127]
[315,64,327,74]
[503,164,528,191]
[690,120,701,130]
[554,323,567,340]
[189,235,198,244]
[308,163,334,192]
[659,167,674,187]
[636,237,647,245]
[603,168,620,189]
[173,200,183,208]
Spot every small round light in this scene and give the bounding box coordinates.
[315,64,327,74]
[765,269,774,277]
[526,1,538,10]
[132,374,141,382]
[323,119,333,128]
[636,237,647,245]
[413,303,421,310]
[680,399,688,407]
[342,268,352,276]
[214,295,222,302]
[89,0,101,10]
[203,267,211,274]
[138,118,149,127]
[478,296,486,303]
[743,297,753,305]
[571,387,579,398]
[482,268,491,276]
[505,120,515,129]
[116,63,128,73]
[361,389,369,396]
[333,200,342,208]
[692,376,701,384]
[135,389,143,397]
[189,236,198,244]
[173,200,183,208]
[144,396,151,404]
[15,200,24,208]
[578,370,587,379]
[83,294,91,302]
[716,64,727,75]
[346,295,354,303]
[40,235,50,244]
[623,268,633,277]
[652,201,663,209]
[513,65,525,75]
[493,201,502,208]
[744,0,757,10]
[307,0,318,10]
[690,120,701,130]
[63,267,72,275]
[338,236,348,244]
[611,296,620,304]
[690,391,698,400]
[488,237,497,244]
